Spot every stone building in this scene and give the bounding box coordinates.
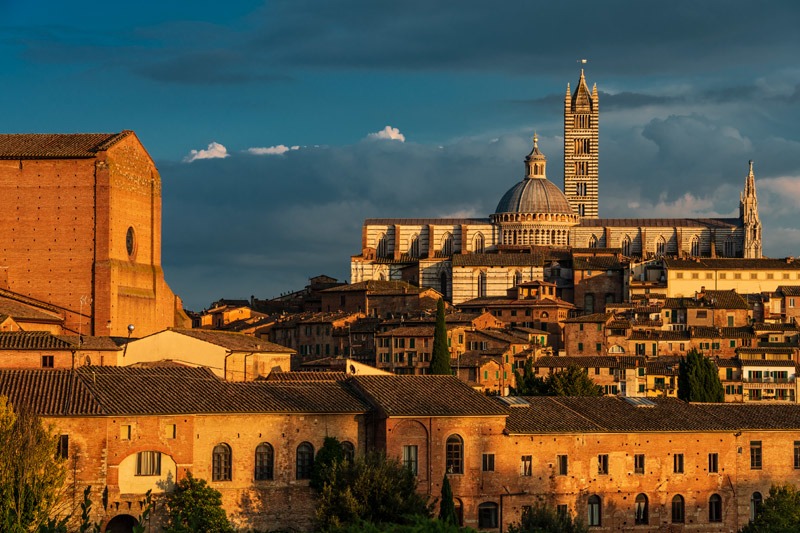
[5,367,800,532]
[351,70,762,304]
[0,131,188,337]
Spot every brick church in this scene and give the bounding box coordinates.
[351,70,763,304]
[0,131,188,337]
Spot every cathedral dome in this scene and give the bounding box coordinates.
[494,176,574,216]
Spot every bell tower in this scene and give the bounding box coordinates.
[740,160,762,258]
[564,67,599,218]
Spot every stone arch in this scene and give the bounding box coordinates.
[393,420,429,481]
[376,233,388,258]
[472,233,485,254]
[409,233,420,258]
[441,233,453,256]
[621,235,632,257]
[105,514,138,533]
[589,234,598,248]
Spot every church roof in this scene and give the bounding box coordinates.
[0,132,132,159]
[578,218,740,228]
[452,252,545,267]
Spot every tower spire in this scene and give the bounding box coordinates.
[525,133,547,179]
[740,160,762,258]
[564,66,599,218]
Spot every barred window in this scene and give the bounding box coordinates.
[255,443,274,481]
[296,442,314,480]
[136,451,161,476]
[446,435,464,474]
[212,443,232,481]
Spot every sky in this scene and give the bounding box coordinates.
[2,0,800,310]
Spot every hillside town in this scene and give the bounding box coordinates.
[2,68,800,532]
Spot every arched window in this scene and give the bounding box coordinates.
[477,502,498,529]
[589,235,598,248]
[750,492,763,521]
[409,234,420,258]
[296,442,314,480]
[477,272,487,298]
[691,235,700,256]
[587,495,601,526]
[671,495,685,523]
[212,443,232,481]
[709,494,723,523]
[441,233,453,256]
[655,236,666,257]
[473,233,485,254]
[445,435,463,474]
[377,234,388,258]
[608,344,625,354]
[255,443,274,481]
[621,235,632,257]
[341,441,355,463]
[514,271,523,287]
[724,236,736,258]
[634,494,648,525]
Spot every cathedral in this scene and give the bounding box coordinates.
[350,70,762,304]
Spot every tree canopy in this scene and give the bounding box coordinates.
[513,361,602,397]
[678,348,724,402]
[0,396,67,533]
[740,483,800,533]
[311,436,346,491]
[430,298,452,375]
[163,472,234,533]
[316,451,431,530]
[507,504,588,533]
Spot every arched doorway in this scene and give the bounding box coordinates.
[105,514,138,533]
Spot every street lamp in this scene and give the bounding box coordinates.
[122,324,135,358]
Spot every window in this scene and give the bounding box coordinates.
[795,441,800,469]
[578,342,584,352]
[557,454,568,475]
[634,454,645,474]
[597,454,608,475]
[296,442,314,480]
[41,355,54,368]
[212,443,232,481]
[709,494,723,523]
[57,435,69,459]
[120,424,132,440]
[136,451,161,476]
[520,455,532,476]
[482,453,495,472]
[255,443,274,481]
[750,441,762,470]
[587,495,601,526]
[673,453,684,474]
[403,445,418,475]
[751,492,763,521]
[446,435,464,474]
[165,424,177,439]
[671,495,685,523]
[708,453,719,473]
[478,502,498,529]
[634,494,648,525]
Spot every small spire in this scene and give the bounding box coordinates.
[533,132,538,148]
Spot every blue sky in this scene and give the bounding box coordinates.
[3,1,800,310]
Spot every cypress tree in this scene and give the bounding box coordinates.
[438,474,457,524]
[678,348,724,402]
[429,298,452,375]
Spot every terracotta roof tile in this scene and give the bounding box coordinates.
[579,218,739,229]
[349,375,509,417]
[170,329,294,353]
[0,132,131,159]
[265,371,348,382]
[452,252,546,267]
[0,370,103,415]
[665,257,800,270]
[0,331,74,350]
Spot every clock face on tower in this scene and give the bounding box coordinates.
[126,226,136,257]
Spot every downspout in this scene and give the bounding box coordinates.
[224,350,233,381]
[243,352,254,381]
[428,417,433,496]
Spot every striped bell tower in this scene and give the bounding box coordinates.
[564,67,599,218]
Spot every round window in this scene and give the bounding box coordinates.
[126,227,136,257]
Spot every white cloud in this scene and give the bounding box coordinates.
[183,142,230,163]
[366,125,405,142]
[246,144,300,155]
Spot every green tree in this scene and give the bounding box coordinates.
[311,436,345,491]
[438,475,457,525]
[507,504,588,533]
[740,483,800,533]
[513,361,601,397]
[430,298,452,375]
[163,472,234,533]
[0,396,67,533]
[316,451,431,530]
[678,349,724,402]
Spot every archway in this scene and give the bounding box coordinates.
[105,514,138,533]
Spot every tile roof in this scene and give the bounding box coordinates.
[0,132,131,159]
[777,286,800,297]
[535,356,641,368]
[349,375,509,417]
[564,313,613,323]
[0,331,74,350]
[573,256,623,270]
[0,370,102,415]
[753,323,800,332]
[0,289,64,321]
[664,257,800,270]
[170,329,294,353]
[55,336,122,351]
[264,371,348,382]
[691,327,754,339]
[364,218,491,225]
[578,218,739,229]
[664,290,749,310]
[452,252,545,267]
[320,280,423,294]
